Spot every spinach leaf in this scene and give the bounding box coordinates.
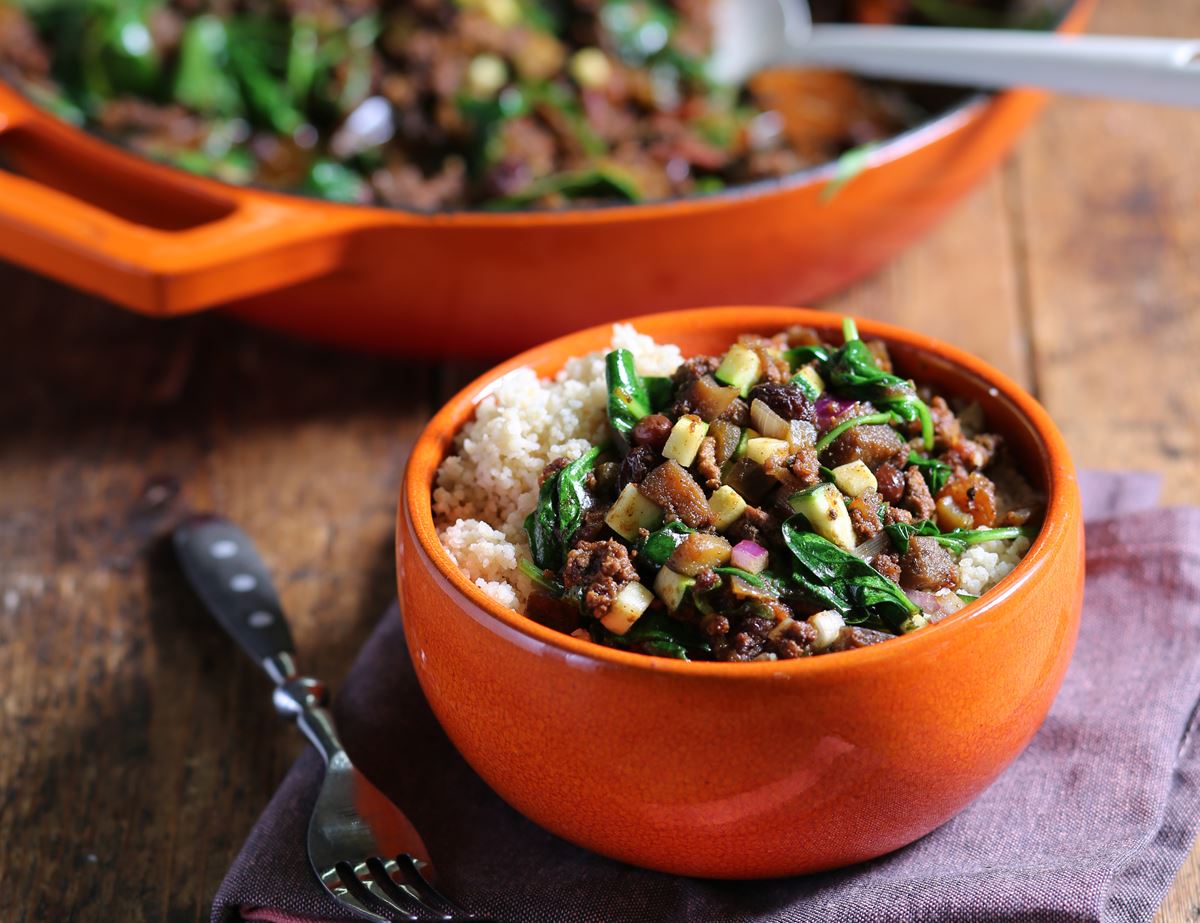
[782,519,918,630]
[884,519,1027,556]
[605,349,652,450]
[783,344,831,368]
[638,521,694,566]
[486,162,643,209]
[524,471,562,571]
[522,444,604,570]
[304,159,369,203]
[557,445,604,549]
[173,15,242,116]
[820,142,878,202]
[820,318,934,450]
[518,557,563,595]
[228,25,305,134]
[643,376,674,413]
[592,608,711,661]
[790,370,821,401]
[713,565,765,587]
[907,451,951,494]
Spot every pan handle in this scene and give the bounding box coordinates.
[0,85,377,316]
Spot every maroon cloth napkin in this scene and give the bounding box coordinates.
[213,470,1200,923]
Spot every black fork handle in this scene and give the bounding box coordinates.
[173,515,297,683]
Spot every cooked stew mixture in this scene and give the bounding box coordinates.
[435,318,1042,661]
[0,1,1043,210]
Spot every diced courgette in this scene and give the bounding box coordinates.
[601,581,655,635]
[831,460,877,497]
[605,483,663,540]
[653,566,695,611]
[745,437,788,466]
[662,414,709,466]
[707,484,748,531]
[714,343,762,397]
[789,483,857,551]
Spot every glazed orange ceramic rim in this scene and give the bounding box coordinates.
[402,306,1077,678]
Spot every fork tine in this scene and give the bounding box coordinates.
[318,865,390,923]
[352,859,420,921]
[400,854,474,918]
[372,857,451,920]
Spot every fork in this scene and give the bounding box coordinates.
[174,515,484,922]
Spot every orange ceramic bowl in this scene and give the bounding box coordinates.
[397,307,1083,877]
[0,4,1091,357]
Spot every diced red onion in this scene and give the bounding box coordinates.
[815,394,859,432]
[750,398,790,440]
[902,589,966,623]
[731,540,769,574]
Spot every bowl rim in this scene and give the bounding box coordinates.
[401,306,1079,679]
[0,1,1087,223]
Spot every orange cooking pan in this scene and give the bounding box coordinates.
[0,1,1091,358]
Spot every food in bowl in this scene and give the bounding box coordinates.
[434,316,1041,661]
[405,307,1081,877]
[0,0,1042,210]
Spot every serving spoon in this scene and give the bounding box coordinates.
[711,0,1200,108]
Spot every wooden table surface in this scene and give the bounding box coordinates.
[2,2,1198,920]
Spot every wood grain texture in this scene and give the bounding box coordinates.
[0,287,432,921]
[1011,1,1200,506]
[1,0,1198,918]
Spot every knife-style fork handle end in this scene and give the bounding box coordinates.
[173,514,298,683]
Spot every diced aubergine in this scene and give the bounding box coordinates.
[745,436,789,466]
[666,532,732,576]
[661,414,709,466]
[639,460,713,529]
[714,343,762,397]
[679,375,740,422]
[723,457,775,504]
[653,566,695,611]
[709,420,743,467]
[605,482,663,540]
[831,459,877,497]
[600,581,655,635]
[707,485,748,532]
[789,483,858,551]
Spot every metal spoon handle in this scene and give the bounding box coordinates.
[800,27,1200,108]
[173,515,298,684]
